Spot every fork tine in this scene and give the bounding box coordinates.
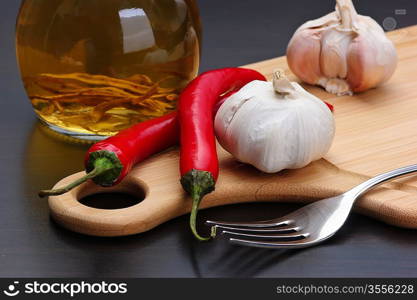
[214,225,301,233]
[206,218,293,228]
[229,237,315,249]
[222,230,309,241]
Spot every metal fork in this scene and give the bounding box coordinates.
[206,164,417,249]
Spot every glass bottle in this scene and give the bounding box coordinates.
[16,0,201,140]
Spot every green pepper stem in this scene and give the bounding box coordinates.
[38,157,115,197]
[190,194,217,242]
[181,169,216,241]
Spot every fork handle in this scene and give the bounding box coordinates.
[349,164,417,200]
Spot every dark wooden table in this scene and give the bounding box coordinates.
[1,0,417,278]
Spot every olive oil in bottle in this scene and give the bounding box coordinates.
[16,0,201,139]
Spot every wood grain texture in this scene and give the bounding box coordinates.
[49,25,417,237]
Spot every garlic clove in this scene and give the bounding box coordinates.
[347,19,398,92]
[316,0,357,95]
[320,29,354,80]
[287,28,323,85]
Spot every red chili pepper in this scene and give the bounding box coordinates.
[38,75,244,197]
[178,68,267,241]
[38,112,179,197]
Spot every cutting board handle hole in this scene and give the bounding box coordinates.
[78,191,145,210]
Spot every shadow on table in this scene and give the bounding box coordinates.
[182,202,351,278]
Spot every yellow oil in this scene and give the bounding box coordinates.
[16,0,201,137]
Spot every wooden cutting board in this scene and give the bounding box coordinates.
[48,25,417,237]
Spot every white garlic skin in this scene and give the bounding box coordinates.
[286,0,397,95]
[215,80,335,173]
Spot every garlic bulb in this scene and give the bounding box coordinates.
[215,71,335,173]
[286,0,397,95]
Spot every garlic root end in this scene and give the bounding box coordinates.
[318,77,353,96]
